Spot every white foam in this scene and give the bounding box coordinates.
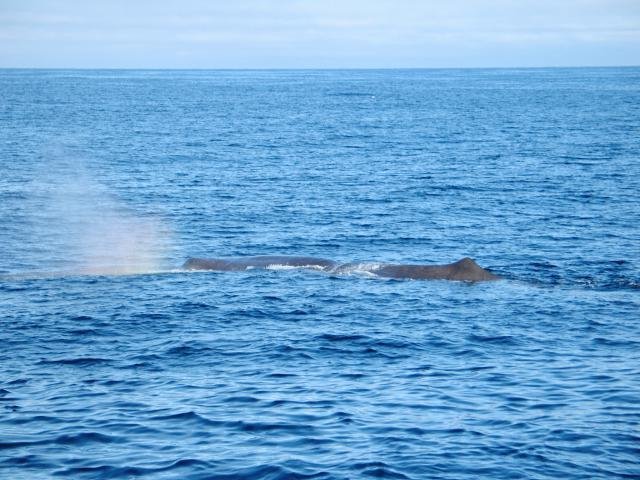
[331,262,385,277]
[264,264,327,271]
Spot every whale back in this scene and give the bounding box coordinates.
[374,257,499,281]
[183,255,500,281]
[183,256,338,271]
[447,257,500,281]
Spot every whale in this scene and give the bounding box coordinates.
[183,256,500,281]
[183,256,338,272]
[370,257,500,281]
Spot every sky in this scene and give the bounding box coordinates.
[0,0,639,68]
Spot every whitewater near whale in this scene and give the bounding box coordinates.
[183,256,500,281]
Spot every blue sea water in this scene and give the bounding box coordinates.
[0,68,639,479]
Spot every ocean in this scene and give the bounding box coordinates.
[0,68,638,479]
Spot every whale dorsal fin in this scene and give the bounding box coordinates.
[453,257,478,269]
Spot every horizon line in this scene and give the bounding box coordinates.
[0,64,638,71]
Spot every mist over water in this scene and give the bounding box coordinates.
[24,147,173,276]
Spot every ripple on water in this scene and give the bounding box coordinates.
[1,68,639,480]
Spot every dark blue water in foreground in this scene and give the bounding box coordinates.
[1,69,639,479]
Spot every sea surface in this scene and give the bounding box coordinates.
[0,68,639,479]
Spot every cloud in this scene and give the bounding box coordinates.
[0,0,638,67]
